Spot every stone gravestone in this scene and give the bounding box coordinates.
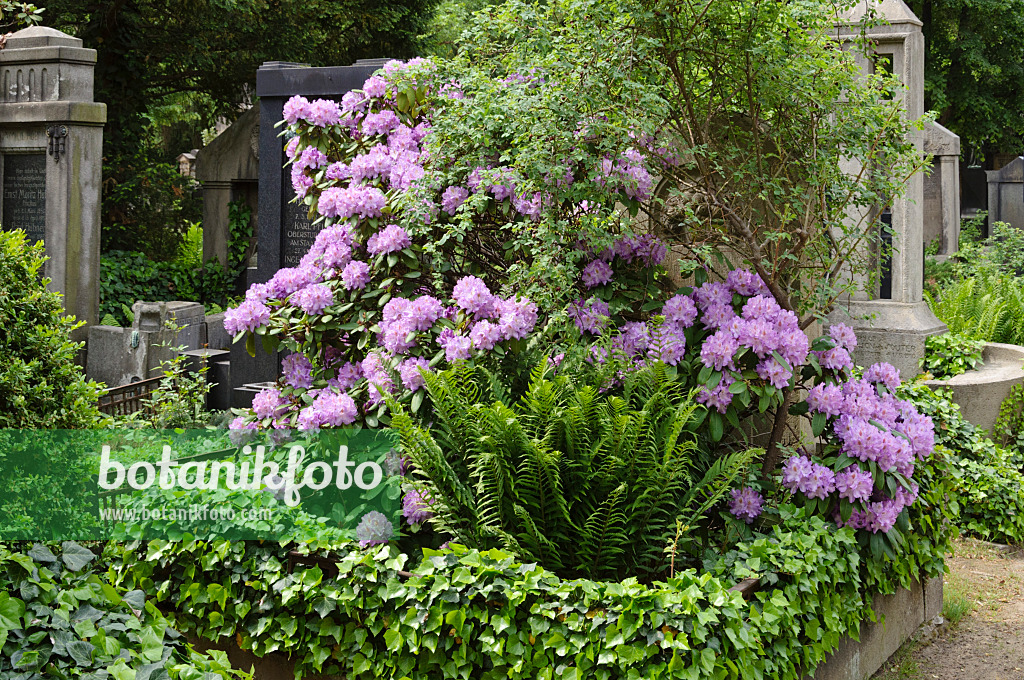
[0,26,105,340]
[226,59,387,406]
[831,0,946,378]
[922,121,960,255]
[196,104,259,268]
[986,157,1024,232]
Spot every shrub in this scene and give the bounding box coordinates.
[99,251,235,327]
[0,230,102,428]
[391,362,759,580]
[900,382,1024,545]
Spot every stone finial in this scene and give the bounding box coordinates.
[4,25,83,50]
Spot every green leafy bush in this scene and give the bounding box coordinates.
[994,383,1024,454]
[99,251,234,327]
[391,362,759,580]
[900,382,1024,544]
[920,332,985,378]
[0,230,102,428]
[0,541,248,679]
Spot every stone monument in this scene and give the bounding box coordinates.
[0,25,105,339]
[225,59,386,406]
[195,105,259,268]
[986,157,1024,231]
[922,121,960,255]
[831,0,946,378]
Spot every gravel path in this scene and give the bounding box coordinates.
[875,539,1024,680]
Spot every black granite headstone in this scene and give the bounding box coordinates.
[2,153,46,244]
[229,59,388,406]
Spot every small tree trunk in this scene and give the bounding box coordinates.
[761,387,793,477]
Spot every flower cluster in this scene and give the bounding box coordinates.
[728,487,764,524]
[784,359,934,533]
[402,488,433,525]
[356,510,394,547]
[691,275,808,413]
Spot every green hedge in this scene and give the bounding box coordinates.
[901,382,1024,545]
[110,494,953,680]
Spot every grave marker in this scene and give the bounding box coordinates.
[226,59,387,405]
[0,25,105,340]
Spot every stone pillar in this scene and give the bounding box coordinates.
[0,26,105,340]
[831,0,946,378]
[922,121,960,255]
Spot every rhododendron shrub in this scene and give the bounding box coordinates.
[225,59,671,430]
[566,262,934,550]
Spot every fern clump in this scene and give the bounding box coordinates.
[390,361,758,581]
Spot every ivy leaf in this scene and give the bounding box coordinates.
[0,593,25,630]
[60,542,95,572]
[27,544,57,563]
[66,640,96,666]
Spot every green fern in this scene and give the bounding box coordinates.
[927,272,1024,345]
[389,362,761,581]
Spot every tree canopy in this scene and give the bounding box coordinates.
[908,0,1024,159]
[46,0,440,151]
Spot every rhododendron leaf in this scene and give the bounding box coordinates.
[708,412,723,442]
[725,408,740,430]
[811,413,826,437]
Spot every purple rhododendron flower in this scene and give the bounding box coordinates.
[282,353,314,390]
[283,95,311,124]
[470,320,503,350]
[728,487,763,524]
[700,330,738,371]
[452,276,495,316]
[362,110,401,136]
[223,300,271,334]
[402,489,433,524]
[581,259,614,288]
[342,260,371,289]
[362,75,387,99]
[292,283,334,315]
[864,362,901,391]
[497,297,538,339]
[252,388,288,420]
[806,383,845,417]
[398,357,431,391]
[726,269,770,297]
[828,323,858,352]
[441,186,470,215]
[662,294,698,328]
[835,466,874,503]
[697,373,735,413]
[569,298,610,335]
[308,99,342,127]
[318,185,386,220]
[367,224,412,255]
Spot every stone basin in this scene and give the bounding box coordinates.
[923,342,1024,433]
